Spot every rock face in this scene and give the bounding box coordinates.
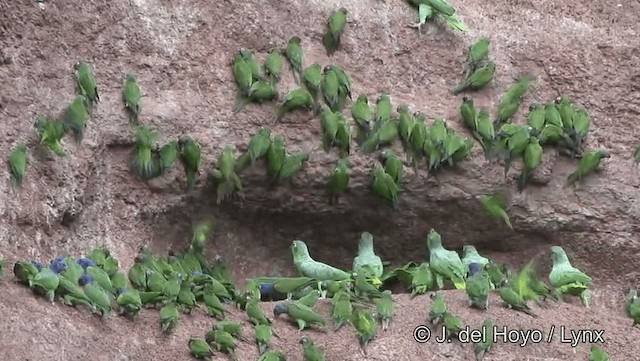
[0,0,639,359]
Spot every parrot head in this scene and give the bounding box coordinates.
[528,103,540,111]
[79,273,95,286]
[259,283,275,296]
[30,260,44,271]
[550,246,568,264]
[377,93,389,103]
[299,336,311,346]
[115,287,127,297]
[597,150,611,158]
[177,135,192,148]
[426,229,442,249]
[73,61,85,70]
[238,48,253,60]
[468,263,482,276]
[77,257,96,270]
[289,36,301,45]
[358,232,374,252]
[273,302,287,317]
[396,105,409,113]
[49,260,67,274]
[339,8,347,15]
[322,65,332,74]
[125,73,136,82]
[462,96,471,102]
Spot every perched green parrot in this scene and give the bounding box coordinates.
[214,321,247,341]
[84,282,112,316]
[494,74,535,126]
[460,96,478,132]
[452,62,495,95]
[159,302,180,333]
[408,112,428,167]
[30,267,60,302]
[236,127,271,172]
[131,125,158,180]
[397,105,417,155]
[157,140,178,175]
[322,8,348,56]
[278,151,309,181]
[474,319,494,361]
[396,262,434,298]
[291,240,350,282]
[321,67,343,112]
[188,338,213,360]
[465,263,491,310]
[259,351,286,361]
[330,289,352,331]
[352,308,377,352]
[297,289,321,308]
[371,163,398,208]
[178,135,202,189]
[352,231,384,285]
[7,144,28,187]
[526,104,546,133]
[239,48,265,82]
[328,157,350,204]
[302,63,323,105]
[74,61,99,104]
[427,229,465,289]
[284,36,304,83]
[86,266,114,294]
[211,146,243,204]
[275,88,314,122]
[266,136,286,181]
[566,149,610,187]
[443,312,464,339]
[484,262,509,289]
[549,246,592,307]
[517,136,543,191]
[122,73,142,124]
[246,298,272,325]
[625,289,640,326]
[34,116,66,156]
[57,276,92,308]
[634,145,640,166]
[352,94,373,142]
[498,279,537,317]
[210,329,238,361]
[14,261,40,286]
[116,288,143,318]
[0,257,4,277]
[63,95,90,143]
[428,292,448,325]
[273,301,326,331]
[374,290,395,331]
[379,151,403,185]
[320,106,340,152]
[248,81,278,103]
[300,336,325,361]
[352,271,382,298]
[264,48,284,83]
[480,193,512,229]
[232,52,253,101]
[254,323,274,355]
[374,93,392,124]
[464,37,490,77]
[589,344,609,361]
[251,276,317,300]
[462,245,490,271]
[327,65,352,101]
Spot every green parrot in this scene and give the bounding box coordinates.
[501,125,531,177]
[320,105,340,152]
[464,37,490,77]
[335,115,351,156]
[122,73,142,124]
[589,345,610,361]
[498,279,537,317]
[352,231,384,284]
[190,218,215,252]
[246,298,271,325]
[232,52,253,105]
[634,145,640,166]
[277,151,309,181]
[30,267,60,302]
[526,104,546,134]
[462,245,490,270]
[474,319,494,361]
[34,116,66,156]
[494,74,535,126]
[625,289,640,326]
[116,288,143,318]
[266,136,286,181]
[460,96,478,132]
[158,140,178,175]
[275,88,314,122]
[302,63,322,105]
[379,150,403,185]
[479,193,512,229]
[239,48,265,82]
[211,146,243,204]
[351,94,373,142]
[215,321,247,341]
[330,289,352,331]
[211,329,238,361]
[328,157,350,204]
[465,263,491,310]
[397,105,417,155]
[352,271,382,298]
[428,292,448,325]
[352,308,377,352]
[74,61,99,104]
[427,229,465,289]
[178,135,202,189]
[131,125,158,180]
[374,93,392,124]
[569,107,591,152]
[371,163,398,208]
[452,62,495,95]
[322,8,348,56]
[57,276,93,308]
[517,136,543,191]
[408,112,428,168]
[397,262,434,298]
[544,102,563,127]
[442,312,464,340]
[291,240,350,282]
[273,301,326,331]
[284,36,304,83]
[297,289,321,308]
[374,290,395,330]
[159,302,180,332]
[361,118,399,153]
[177,280,197,313]
[84,282,112,316]
[555,96,575,129]
[7,144,28,187]
[248,81,278,103]
[259,351,286,361]
[188,338,213,360]
[300,336,325,361]
[86,266,114,293]
[549,246,592,307]
[263,48,284,83]
[250,276,317,300]
[327,65,352,101]
[236,127,271,172]
[63,95,90,143]
[566,149,610,187]
[0,257,4,277]
[321,67,343,112]
[254,323,274,355]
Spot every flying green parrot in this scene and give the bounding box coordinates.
[188,338,213,361]
[498,279,537,317]
[63,95,90,143]
[426,229,465,289]
[371,162,398,208]
[291,240,350,284]
[7,143,28,187]
[352,231,384,284]
[330,289,353,331]
[263,48,284,83]
[74,61,99,104]
[284,36,304,83]
[178,135,202,189]
[328,157,350,204]
[131,125,159,180]
[322,8,348,56]
[462,245,490,271]
[474,318,494,361]
[566,149,610,187]
[122,73,142,124]
[275,88,315,122]
[479,193,512,229]
[464,37,490,77]
[254,323,274,355]
[300,336,325,361]
[352,308,378,353]
[589,344,610,361]
[465,263,491,310]
[517,136,543,191]
[34,116,66,156]
[452,62,495,95]
[374,290,395,330]
[549,246,592,307]
[273,301,326,331]
[428,291,449,325]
